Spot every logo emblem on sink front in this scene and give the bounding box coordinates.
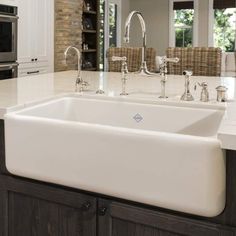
[133,113,143,123]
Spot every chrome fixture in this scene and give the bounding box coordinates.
[194,82,209,102]
[96,74,105,94]
[124,11,152,75]
[64,46,89,92]
[96,88,105,94]
[158,57,179,99]
[112,56,129,95]
[180,70,194,101]
[216,86,228,102]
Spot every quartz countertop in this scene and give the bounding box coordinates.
[1,70,236,150]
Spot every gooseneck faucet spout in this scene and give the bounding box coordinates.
[64,46,89,92]
[124,11,153,75]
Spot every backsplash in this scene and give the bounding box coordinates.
[55,0,83,72]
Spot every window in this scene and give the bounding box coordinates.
[209,0,236,52]
[169,0,199,47]
[99,0,121,71]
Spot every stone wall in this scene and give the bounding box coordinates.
[55,0,83,72]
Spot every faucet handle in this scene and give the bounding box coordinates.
[112,56,127,62]
[194,82,209,102]
[194,82,208,90]
[164,57,179,63]
[112,56,128,74]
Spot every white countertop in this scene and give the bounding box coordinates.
[1,70,236,150]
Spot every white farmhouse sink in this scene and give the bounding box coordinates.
[4,95,226,217]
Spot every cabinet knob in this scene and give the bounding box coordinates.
[98,207,107,216]
[82,202,91,211]
[31,59,35,62]
[35,58,38,61]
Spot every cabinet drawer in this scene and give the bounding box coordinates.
[18,67,49,77]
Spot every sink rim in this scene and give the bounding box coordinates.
[6,93,227,116]
[5,95,226,141]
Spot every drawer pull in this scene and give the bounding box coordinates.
[27,70,40,75]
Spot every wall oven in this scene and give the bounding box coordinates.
[0,63,18,80]
[0,4,18,63]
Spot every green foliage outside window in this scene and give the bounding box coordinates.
[174,9,194,47]
[214,9,236,52]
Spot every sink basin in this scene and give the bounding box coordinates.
[4,95,226,217]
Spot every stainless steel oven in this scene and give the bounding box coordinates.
[0,4,18,63]
[0,63,18,80]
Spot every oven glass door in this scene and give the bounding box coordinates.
[0,15,17,62]
[0,20,12,52]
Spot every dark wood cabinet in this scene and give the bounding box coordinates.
[82,0,100,71]
[0,176,96,236]
[0,177,236,236]
[98,199,236,236]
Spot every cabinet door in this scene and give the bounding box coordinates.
[98,199,235,236]
[32,0,53,64]
[17,0,34,63]
[0,176,96,236]
[18,0,53,67]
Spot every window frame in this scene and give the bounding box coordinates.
[169,0,199,47]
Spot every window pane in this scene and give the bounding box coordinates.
[174,9,194,47]
[214,8,236,52]
[175,27,193,47]
[109,3,118,47]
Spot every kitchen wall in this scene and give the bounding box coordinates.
[129,0,210,55]
[55,0,83,72]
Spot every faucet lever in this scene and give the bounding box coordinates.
[112,56,127,62]
[159,56,179,99]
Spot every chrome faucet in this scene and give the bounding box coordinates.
[159,57,179,98]
[181,70,194,101]
[64,46,89,92]
[112,56,129,95]
[124,11,153,75]
[194,82,209,102]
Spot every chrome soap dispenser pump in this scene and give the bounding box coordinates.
[194,82,209,102]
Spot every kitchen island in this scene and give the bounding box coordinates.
[1,71,236,235]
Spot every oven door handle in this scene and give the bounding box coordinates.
[0,14,19,19]
[0,63,18,70]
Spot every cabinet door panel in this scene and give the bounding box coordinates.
[17,0,34,63]
[98,199,236,236]
[0,176,96,236]
[18,0,53,67]
[33,0,52,63]
[8,192,59,236]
